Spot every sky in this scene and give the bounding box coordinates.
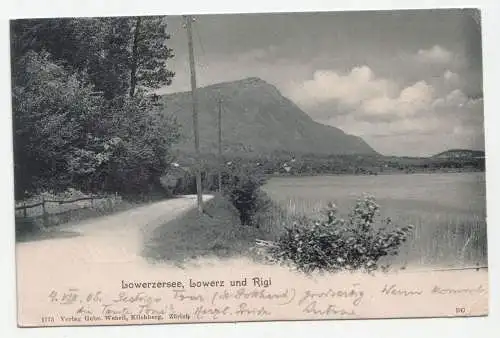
[158,9,484,156]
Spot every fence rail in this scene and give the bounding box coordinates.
[15,194,115,219]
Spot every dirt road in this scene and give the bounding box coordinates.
[16,194,214,266]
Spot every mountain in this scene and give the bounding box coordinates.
[432,149,485,159]
[160,77,377,156]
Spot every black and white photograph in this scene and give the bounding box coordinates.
[10,8,488,327]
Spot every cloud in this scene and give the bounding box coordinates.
[398,81,435,110]
[332,115,444,138]
[360,81,434,120]
[288,66,436,121]
[356,88,482,133]
[432,89,469,109]
[287,66,397,108]
[323,98,483,156]
[416,45,454,64]
[289,63,483,156]
[431,89,484,119]
[287,62,482,133]
[443,70,460,86]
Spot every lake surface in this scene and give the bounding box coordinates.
[263,172,486,217]
[263,172,487,267]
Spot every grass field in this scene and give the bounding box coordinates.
[262,172,487,269]
[142,194,268,264]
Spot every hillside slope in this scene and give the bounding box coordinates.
[433,149,485,159]
[160,77,377,156]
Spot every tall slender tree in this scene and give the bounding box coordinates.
[128,16,175,97]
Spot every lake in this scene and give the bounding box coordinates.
[262,172,487,269]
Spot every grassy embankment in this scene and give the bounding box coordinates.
[142,193,277,264]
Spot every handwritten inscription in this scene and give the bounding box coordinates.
[431,285,487,295]
[381,284,423,296]
[303,302,356,316]
[211,288,295,305]
[37,276,487,326]
[298,284,364,306]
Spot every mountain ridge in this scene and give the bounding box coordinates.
[160,77,378,156]
[432,149,485,159]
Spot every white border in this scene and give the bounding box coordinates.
[1,1,499,337]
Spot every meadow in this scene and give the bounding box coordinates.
[262,172,487,269]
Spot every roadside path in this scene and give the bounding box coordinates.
[16,194,214,265]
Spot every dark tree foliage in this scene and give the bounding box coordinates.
[129,16,175,96]
[10,16,178,200]
[12,51,103,197]
[10,16,175,99]
[95,96,179,198]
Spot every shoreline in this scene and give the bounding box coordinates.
[267,169,485,179]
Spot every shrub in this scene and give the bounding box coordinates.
[258,194,414,273]
[220,162,267,226]
[162,159,268,227]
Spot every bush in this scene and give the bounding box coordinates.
[259,194,414,273]
[162,158,269,227]
[220,162,267,226]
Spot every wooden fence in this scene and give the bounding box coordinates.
[15,194,116,219]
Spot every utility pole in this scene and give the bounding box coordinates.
[217,95,223,193]
[184,15,203,213]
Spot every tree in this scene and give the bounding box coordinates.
[11,16,175,99]
[10,16,179,199]
[96,95,180,197]
[128,16,175,97]
[11,51,104,198]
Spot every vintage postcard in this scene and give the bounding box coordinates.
[11,8,488,327]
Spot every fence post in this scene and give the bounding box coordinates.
[90,193,94,208]
[42,196,48,227]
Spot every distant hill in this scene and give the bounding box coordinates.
[160,77,377,156]
[432,149,485,159]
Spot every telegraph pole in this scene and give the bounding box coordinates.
[217,96,223,193]
[185,15,203,213]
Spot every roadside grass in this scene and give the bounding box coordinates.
[142,193,268,265]
[259,196,488,270]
